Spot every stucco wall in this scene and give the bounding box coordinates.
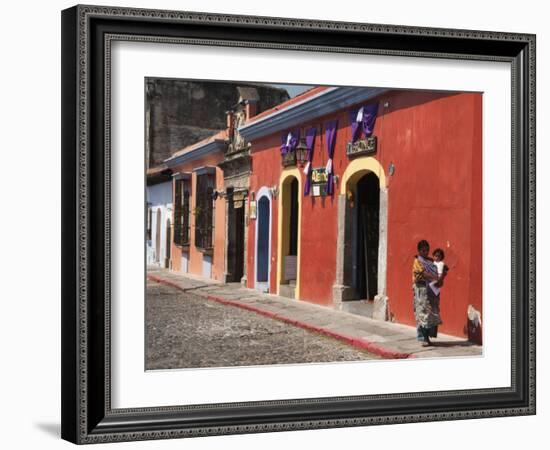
[170,150,226,281]
[380,91,483,338]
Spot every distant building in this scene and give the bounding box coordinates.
[145,79,289,167]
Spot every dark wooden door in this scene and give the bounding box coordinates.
[226,189,246,283]
[356,173,379,300]
[232,200,245,282]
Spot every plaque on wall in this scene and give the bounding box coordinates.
[346,136,377,157]
[311,167,329,196]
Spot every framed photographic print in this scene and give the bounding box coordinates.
[61,4,536,444]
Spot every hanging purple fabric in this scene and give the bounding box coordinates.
[325,120,338,195]
[280,130,299,156]
[303,127,317,196]
[361,103,379,137]
[350,103,379,142]
[350,110,362,142]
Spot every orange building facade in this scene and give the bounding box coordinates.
[165,132,227,282]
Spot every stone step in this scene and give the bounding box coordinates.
[338,299,374,318]
[278,284,295,299]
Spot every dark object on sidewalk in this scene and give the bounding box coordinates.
[466,305,483,345]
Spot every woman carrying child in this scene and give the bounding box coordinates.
[412,240,444,347]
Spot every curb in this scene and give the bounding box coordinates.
[148,274,412,360]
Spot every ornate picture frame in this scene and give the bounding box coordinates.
[61,4,536,444]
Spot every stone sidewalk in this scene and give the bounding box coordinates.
[147,267,482,359]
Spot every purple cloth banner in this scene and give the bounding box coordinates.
[351,112,362,142]
[303,127,317,196]
[350,103,379,142]
[280,130,299,156]
[325,120,338,195]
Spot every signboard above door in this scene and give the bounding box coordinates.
[346,136,377,157]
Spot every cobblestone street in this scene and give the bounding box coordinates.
[146,267,483,363]
[146,280,379,370]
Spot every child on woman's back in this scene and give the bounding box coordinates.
[429,248,449,296]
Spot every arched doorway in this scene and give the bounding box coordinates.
[155,209,161,264]
[255,188,272,292]
[333,157,387,319]
[355,173,379,300]
[278,174,300,299]
[165,218,171,268]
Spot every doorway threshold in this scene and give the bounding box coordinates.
[338,299,374,319]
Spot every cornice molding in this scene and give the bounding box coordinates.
[238,87,387,141]
[164,140,226,168]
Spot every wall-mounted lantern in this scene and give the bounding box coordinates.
[212,190,226,200]
[295,136,308,166]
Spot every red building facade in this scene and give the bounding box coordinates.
[239,87,482,340]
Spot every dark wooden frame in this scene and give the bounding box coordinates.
[61,4,536,444]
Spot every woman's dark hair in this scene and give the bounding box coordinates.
[433,248,445,259]
[417,240,430,251]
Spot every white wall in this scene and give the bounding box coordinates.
[146,181,173,266]
[0,0,546,449]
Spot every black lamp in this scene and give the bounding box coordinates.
[295,136,308,165]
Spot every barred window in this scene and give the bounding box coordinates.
[195,172,215,250]
[173,178,191,246]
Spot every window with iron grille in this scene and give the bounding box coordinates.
[195,172,215,250]
[173,178,191,246]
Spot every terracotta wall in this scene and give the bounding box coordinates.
[381,91,482,339]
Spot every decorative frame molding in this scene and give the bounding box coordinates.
[61,4,536,444]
